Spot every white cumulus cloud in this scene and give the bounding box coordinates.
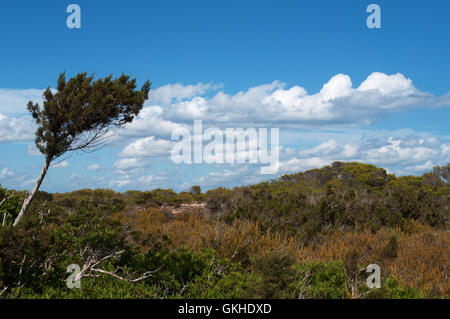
[0,113,35,143]
[0,88,45,116]
[119,136,174,158]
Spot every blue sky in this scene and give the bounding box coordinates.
[0,0,449,192]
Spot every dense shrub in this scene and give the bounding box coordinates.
[206,162,449,241]
[286,261,349,299]
[366,277,423,299]
[249,250,297,298]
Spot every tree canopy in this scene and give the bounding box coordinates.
[28,72,151,160]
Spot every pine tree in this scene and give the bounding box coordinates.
[13,72,150,226]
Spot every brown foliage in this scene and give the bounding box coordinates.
[115,209,449,297]
[115,208,300,266]
[299,221,449,297]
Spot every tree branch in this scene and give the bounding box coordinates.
[0,195,11,206]
[75,247,163,284]
[0,286,8,297]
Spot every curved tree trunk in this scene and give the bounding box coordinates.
[13,157,51,227]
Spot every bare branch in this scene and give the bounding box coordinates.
[75,249,125,282]
[128,265,164,283]
[90,266,163,283]
[17,253,27,286]
[39,208,51,225]
[179,279,189,295]
[91,268,127,281]
[0,191,14,227]
[75,247,163,284]
[0,286,8,297]
[0,191,15,207]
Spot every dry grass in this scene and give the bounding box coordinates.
[115,208,300,260]
[115,209,449,297]
[301,222,449,297]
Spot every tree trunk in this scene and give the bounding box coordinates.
[13,157,51,227]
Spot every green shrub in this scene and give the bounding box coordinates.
[286,261,349,299]
[366,277,423,299]
[249,250,296,298]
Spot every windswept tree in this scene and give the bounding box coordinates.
[13,72,151,226]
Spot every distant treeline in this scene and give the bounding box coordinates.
[206,162,449,241]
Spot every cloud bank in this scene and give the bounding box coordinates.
[1,72,449,191]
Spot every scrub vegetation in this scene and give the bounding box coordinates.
[0,162,448,298]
